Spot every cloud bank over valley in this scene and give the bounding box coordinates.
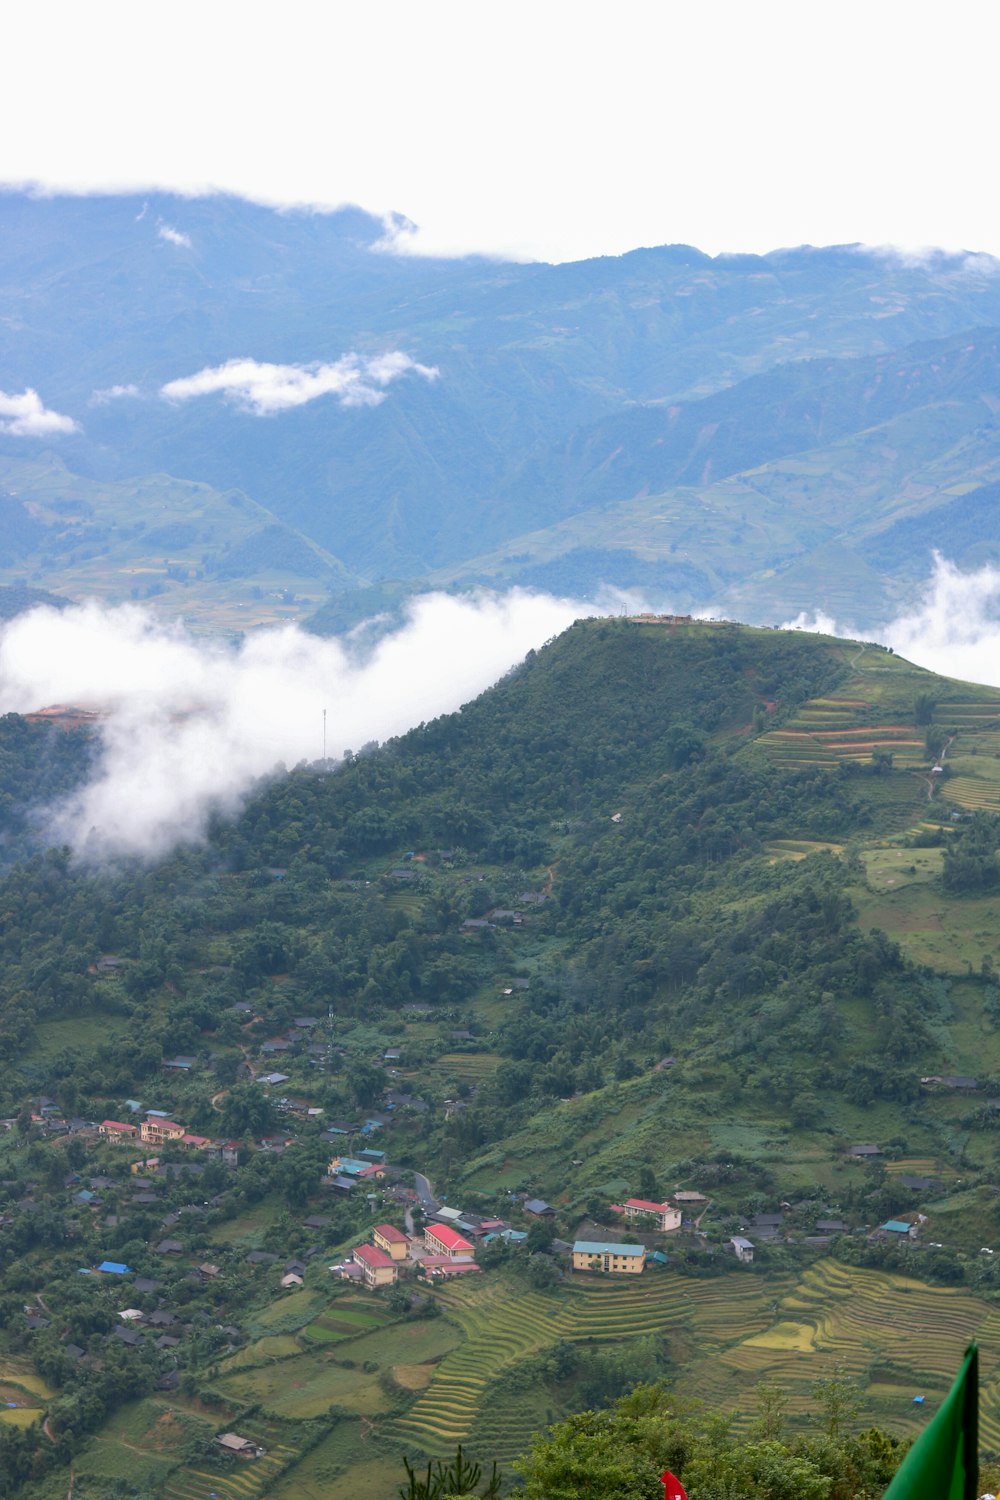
[1,555,999,865]
[0,591,580,861]
[784,554,1000,686]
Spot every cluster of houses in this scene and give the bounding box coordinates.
[570,1194,690,1276]
[335,1217,482,1289]
[22,1259,244,1380]
[333,1195,563,1289]
[99,1115,214,1150]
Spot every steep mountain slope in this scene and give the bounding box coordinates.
[3,621,1000,1496]
[436,327,1000,619]
[4,193,1000,599]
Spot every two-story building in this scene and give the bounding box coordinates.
[424,1224,474,1259]
[622,1198,682,1232]
[99,1120,138,1144]
[572,1240,646,1274]
[140,1119,185,1146]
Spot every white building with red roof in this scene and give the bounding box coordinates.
[622,1198,682,1232]
[99,1120,137,1143]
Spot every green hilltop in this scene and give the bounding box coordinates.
[4,619,1000,1497]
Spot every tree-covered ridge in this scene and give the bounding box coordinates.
[0,621,997,1496]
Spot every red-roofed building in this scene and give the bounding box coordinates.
[140,1119,185,1146]
[622,1198,681,1232]
[354,1243,398,1288]
[373,1223,409,1261]
[182,1133,211,1149]
[424,1224,474,1259]
[419,1255,482,1278]
[99,1120,138,1143]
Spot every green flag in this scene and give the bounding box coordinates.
[883,1344,978,1500]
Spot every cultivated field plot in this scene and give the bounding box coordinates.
[422,1052,505,1087]
[850,880,1000,971]
[756,692,926,772]
[755,668,1000,782]
[765,838,844,863]
[386,1260,1000,1465]
[384,1271,778,1461]
[943,771,1000,813]
[700,1260,1000,1446]
[68,1396,305,1500]
[860,846,944,890]
[0,1360,50,1429]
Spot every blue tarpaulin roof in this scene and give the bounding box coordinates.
[97,1261,130,1275]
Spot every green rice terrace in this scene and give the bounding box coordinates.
[755,649,1000,780]
[29,1261,1000,1500]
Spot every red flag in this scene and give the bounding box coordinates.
[661,1470,688,1500]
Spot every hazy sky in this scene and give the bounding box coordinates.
[3,0,995,264]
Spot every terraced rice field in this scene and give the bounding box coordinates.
[384,1272,777,1460]
[944,776,1000,813]
[161,1417,300,1500]
[424,1052,504,1086]
[702,1261,1000,1443]
[757,693,925,771]
[383,1258,1000,1464]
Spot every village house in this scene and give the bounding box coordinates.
[621,1197,682,1232]
[327,1155,385,1180]
[99,1120,138,1143]
[354,1243,398,1288]
[730,1236,755,1263]
[424,1224,475,1259]
[215,1433,266,1459]
[373,1223,409,1261]
[880,1218,918,1240]
[572,1240,646,1275]
[140,1119,185,1146]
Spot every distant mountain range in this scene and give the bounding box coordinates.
[3,191,1000,628]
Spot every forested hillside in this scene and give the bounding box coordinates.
[0,620,999,1497]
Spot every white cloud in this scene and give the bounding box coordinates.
[782,553,1000,689]
[90,383,141,405]
[0,589,583,861]
[158,223,191,248]
[160,352,439,416]
[0,388,78,437]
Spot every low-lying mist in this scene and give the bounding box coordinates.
[782,553,1000,681]
[0,590,582,861]
[1,554,998,864]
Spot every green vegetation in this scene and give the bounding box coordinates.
[2,620,1000,1494]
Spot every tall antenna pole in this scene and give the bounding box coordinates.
[323,708,327,765]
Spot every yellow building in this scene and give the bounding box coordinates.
[140,1119,185,1146]
[373,1223,409,1261]
[354,1243,398,1288]
[572,1240,646,1274]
